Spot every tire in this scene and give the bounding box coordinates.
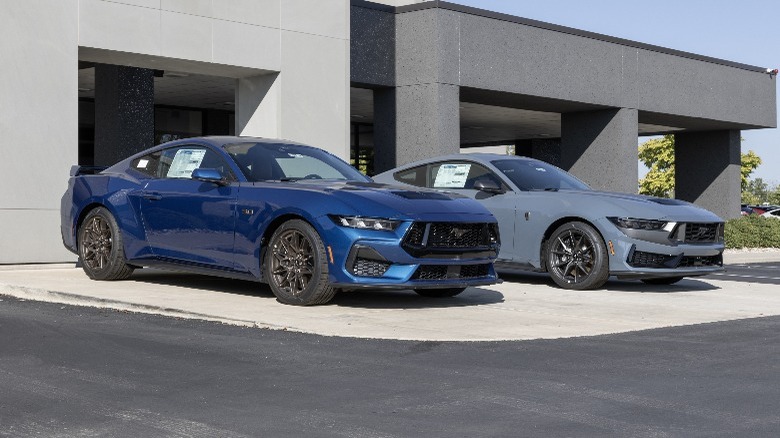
[414,287,467,298]
[545,221,609,290]
[641,276,684,285]
[77,207,134,281]
[265,219,336,305]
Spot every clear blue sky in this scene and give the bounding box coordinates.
[454,0,779,185]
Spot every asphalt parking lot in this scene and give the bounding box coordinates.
[1,250,779,342]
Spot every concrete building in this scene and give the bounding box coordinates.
[1,0,775,263]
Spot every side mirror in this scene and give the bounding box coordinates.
[473,179,504,194]
[192,168,228,186]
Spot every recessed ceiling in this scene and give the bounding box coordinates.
[78,67,235,110]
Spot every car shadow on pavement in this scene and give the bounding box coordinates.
[331,287,504,309]
[497,270,720,293]
[128,269,505,308]
[129,270,276,299]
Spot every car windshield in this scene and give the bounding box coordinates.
[491,159,591,191]
[224,142,370,183]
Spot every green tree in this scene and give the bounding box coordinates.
[638,135,762,198]
[638,135,675,197]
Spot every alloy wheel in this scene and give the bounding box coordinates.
[270,229,315,296]
[549,229,595,284]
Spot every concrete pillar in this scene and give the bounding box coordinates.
[675,130,741,220]
[94,64,154,166]
[561,108,638,193]
[237,73,280,138]
[394,83,460,166]
[531,138,563,167]
[373,87,397,174]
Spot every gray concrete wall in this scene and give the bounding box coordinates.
[562,109,639,193]
[0,0,79,263]
[676,131,742,220]
[2,0,350,263]
[352,3,776,129]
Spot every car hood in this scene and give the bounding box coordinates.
[552,189,723,222]
[248,180,495,219]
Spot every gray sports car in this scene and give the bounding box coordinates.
[374,154,725,289]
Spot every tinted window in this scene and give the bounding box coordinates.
[393,165,427,187]
[224,142,369,183]
[394,161,508,191]
[492,159,590,191]
[150,146,234,180]
[131,151,161,177]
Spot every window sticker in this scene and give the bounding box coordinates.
[433,163,471,188]
[167,148,206,178]
[137,159,149,169]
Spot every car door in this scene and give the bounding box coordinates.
[139,145,239,269]
[393,161,519,262]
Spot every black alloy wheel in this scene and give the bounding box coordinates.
[77,207,134,281]
[546,221,609,290]
[266,219,336,305]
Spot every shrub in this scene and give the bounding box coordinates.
[724,215,780,248]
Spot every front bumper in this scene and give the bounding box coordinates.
[318,217,500,290]
[607,235,724,279]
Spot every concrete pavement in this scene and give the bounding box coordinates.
[1,249,779,342]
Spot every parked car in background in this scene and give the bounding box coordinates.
[374,154,725,289]
[761,208,780,219]
[61,137,500,305]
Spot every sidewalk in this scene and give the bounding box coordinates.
[2,251,779,342]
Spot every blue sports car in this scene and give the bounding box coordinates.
[61,137,500,305]
[374,153,725,290]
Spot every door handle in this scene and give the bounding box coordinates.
[142,192,162,201]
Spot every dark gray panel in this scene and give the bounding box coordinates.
[395,8,460,87]
[562,108,639,193]
[94,64,154,166]
[676,130,741,220]
[395,83,460,166]
[351,6,395,87]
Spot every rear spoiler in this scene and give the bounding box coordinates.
[70,165,108,177]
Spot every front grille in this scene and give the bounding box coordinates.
[411,264,491,281]
[402,222,499,256]
[629,251,672,268]
[679,254,723,268]
[682,223,720,243]
[628,250,723,269]
[352,258,391,277]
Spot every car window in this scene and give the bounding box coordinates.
[393,165,427,187]
[429,162,507,190]
[156,146,234,181]
[394,162,507,191]
[492,159,590,191]
[131,151,162,177]
[224,142,370,182]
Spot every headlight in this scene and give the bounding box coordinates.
[330,215,401,231]
[608,217,668,231]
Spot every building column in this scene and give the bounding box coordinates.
[394,83,460,167]
[372,87,397,174]
[675,130,741,220]
[561,108,638,193]
[236,73,280,139]
[94,64,154,166]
